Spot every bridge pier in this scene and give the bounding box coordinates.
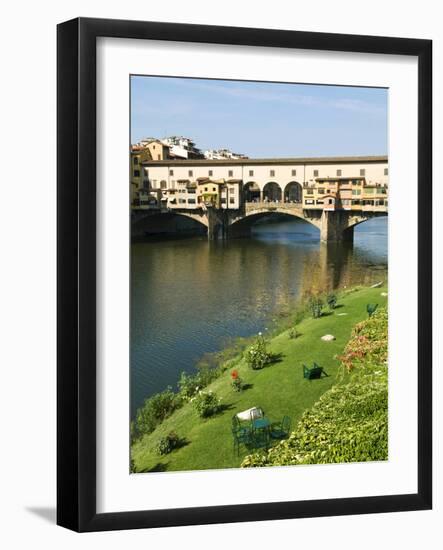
[320,210,354,243]
[206,208,226,240]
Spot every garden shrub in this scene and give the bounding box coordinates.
[192,390,222,418]
[134,387,181,437]
[156,431,180,455]
[230,369,243,392]
[178,364,221,401]
[288,326,300,339]
[242,308,388,468]
[326,293,337,310]
[338,307,388,372]
[177,371,200,401]
[245,333,272,370]
[308,295,324,318]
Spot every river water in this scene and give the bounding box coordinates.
[130,217,387,418]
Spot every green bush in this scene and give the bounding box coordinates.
[192,390,222,418]
[245,333,272,370]
[134,387,181,438]
[177,371,201,401]
[230,369,243,392]
[288,326,300,339]
[242,308,388,468]
[339,308,388,372]
[178,364,221,401]
[156,431,180,455]
[326,293,337,310]
[308,295,324,318]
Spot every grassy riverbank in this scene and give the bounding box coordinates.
[131,285,387,473]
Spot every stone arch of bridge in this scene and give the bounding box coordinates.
[170,210,209,228]
[344,212,388,231]
[135,210,209,229]
[228,208,320,233]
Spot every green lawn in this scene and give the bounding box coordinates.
[132,285,387,473]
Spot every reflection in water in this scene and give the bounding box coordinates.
[131,217,387,417]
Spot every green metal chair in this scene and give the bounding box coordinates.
[231,416,252,456]
[270,415,292,439]
[367,303,378,317]
[303,363,324,380]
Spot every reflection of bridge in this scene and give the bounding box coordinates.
[132,200,387,242]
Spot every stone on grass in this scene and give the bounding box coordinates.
[336,312,348,316]
[381,292,388,297]
[371,281,383,288]
[321,334,336,342]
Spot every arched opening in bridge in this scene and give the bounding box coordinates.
[229,210,319,240]
[243,181,261,202]
[263,182,282,203]
[284,181,302,203]
[131,212,207,239]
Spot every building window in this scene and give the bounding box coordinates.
[270,170,275,177]
[143,180,149,189]
[221,198,227,204]
[360,169,366,176]
[292,169,296,176]
[305,199,314,205]
[133,157,139,165]
[384,168,389,175]
[188,198,196,204]
[204,187,208,192]
[229,187,235,193]
[317,188,325,194]
[337,169,342,176]
[179,199,186,204]
[249,170,254,177]
[212,187,216,192]
[306,189,314,195]
[313,170,319,177]
[229,197,235,204]
[188,170,193,177]
[352,189,361,195]
[228,170,233,177]
[169,169,174,176]
[133,170,140,177]
[209,170,213,176]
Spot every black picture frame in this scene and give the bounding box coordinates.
[57,17,432,532]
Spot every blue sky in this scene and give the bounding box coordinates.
[131,76,388,158]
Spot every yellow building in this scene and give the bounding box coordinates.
[130,147,152,206]
[197,179,222,208]
[145,140,170,161]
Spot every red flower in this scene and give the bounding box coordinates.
[231,370,239,380]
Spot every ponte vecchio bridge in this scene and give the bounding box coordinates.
[131,155,388,242]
